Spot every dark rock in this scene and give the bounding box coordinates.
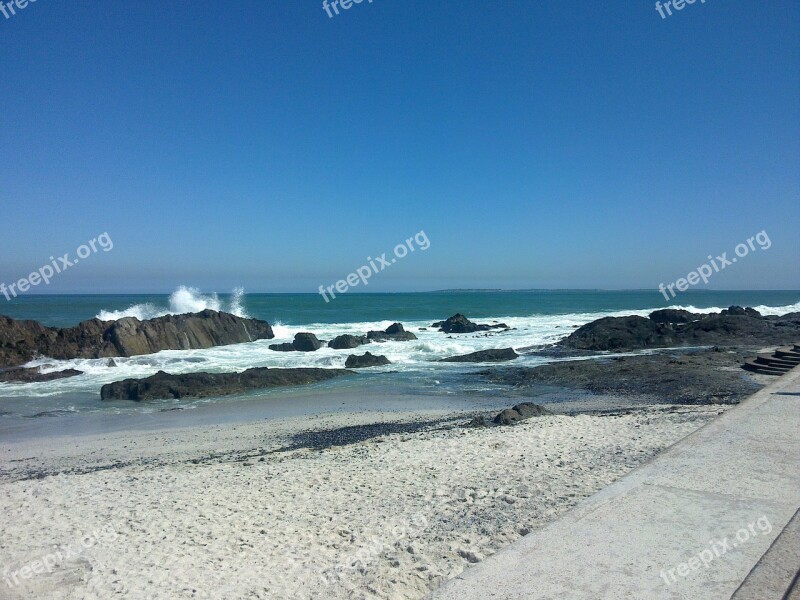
[269,332,322,352]
[493,402,550,425]
[367,323,417,342]
[432,313,508,333]
[0,316,55,368]
[479,347,764,405]
[720,305,761,318]
[441,348,519,363]
[100,367,353,401]
[268,343,296,352]
[106,359,118,367]
[328,334,369,350]
[0,310,275,368]
[102,310,274,357]
[0,367,83,383]
[345,352,391,368]
[464,415,489,428]
[292,332,322,352]
[559,310,799,352]
[649,309,703,324]
[561,316,670,351]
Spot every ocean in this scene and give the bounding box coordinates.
[1,288,798,434]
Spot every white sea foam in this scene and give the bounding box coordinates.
[3,299,797,398]
[96,286,249,321]
[666,301,800,317]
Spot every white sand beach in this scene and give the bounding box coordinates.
[0,404,726,600]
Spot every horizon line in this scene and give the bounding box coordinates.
[7,288,800,297]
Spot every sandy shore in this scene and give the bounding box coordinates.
[0,404,727,599]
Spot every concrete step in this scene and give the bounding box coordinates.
[743,359,790,376]
[775,349,800,362]
[755,355,800,369]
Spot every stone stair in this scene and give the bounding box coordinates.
[743,345,800,376]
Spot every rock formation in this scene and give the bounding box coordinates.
[328,334,370,349]
[345,352,391,368]
[100,367,353,401]
[0,310,275,368]
[0,367,83,383]
[269,332,323,352]
[559,307,800,352]
[440,348,519,362]
[493,402,550,425]
[432,313,508,333]
[366,323,417,342]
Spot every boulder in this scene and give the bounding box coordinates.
[367,323,417,342]
[345,352,391,368]
[328,334,369,350]
[440,348,519,363]
[292,332,322,352]
[464,415,489,428]
[269,332,322,352]
[0,310,275,368]
[100,367,353,401]
[432,313,509,333]
[493,402,550,425]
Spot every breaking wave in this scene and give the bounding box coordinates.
[96,286,249,321]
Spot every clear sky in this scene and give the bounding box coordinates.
[0,0,798,293]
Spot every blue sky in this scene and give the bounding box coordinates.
[0,0,798,293]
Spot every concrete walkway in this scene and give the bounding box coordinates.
[427,368,800,600]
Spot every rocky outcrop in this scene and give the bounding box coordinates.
[432,313,508,333]
[345,352,391,368]
[269,332,323,352]
[367,323,417,342]
[479,347,763,405]
[493,402,550,425]
[100,367,353,401]
[0,367,83,383]
[0,316,53,367]
[648,309,703,325]
[0,310,275,368]
[440,348,519,363]
[328,334,369,350]
[721,306,761,317]
[560,316,670,351]
[558,307,800,352]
